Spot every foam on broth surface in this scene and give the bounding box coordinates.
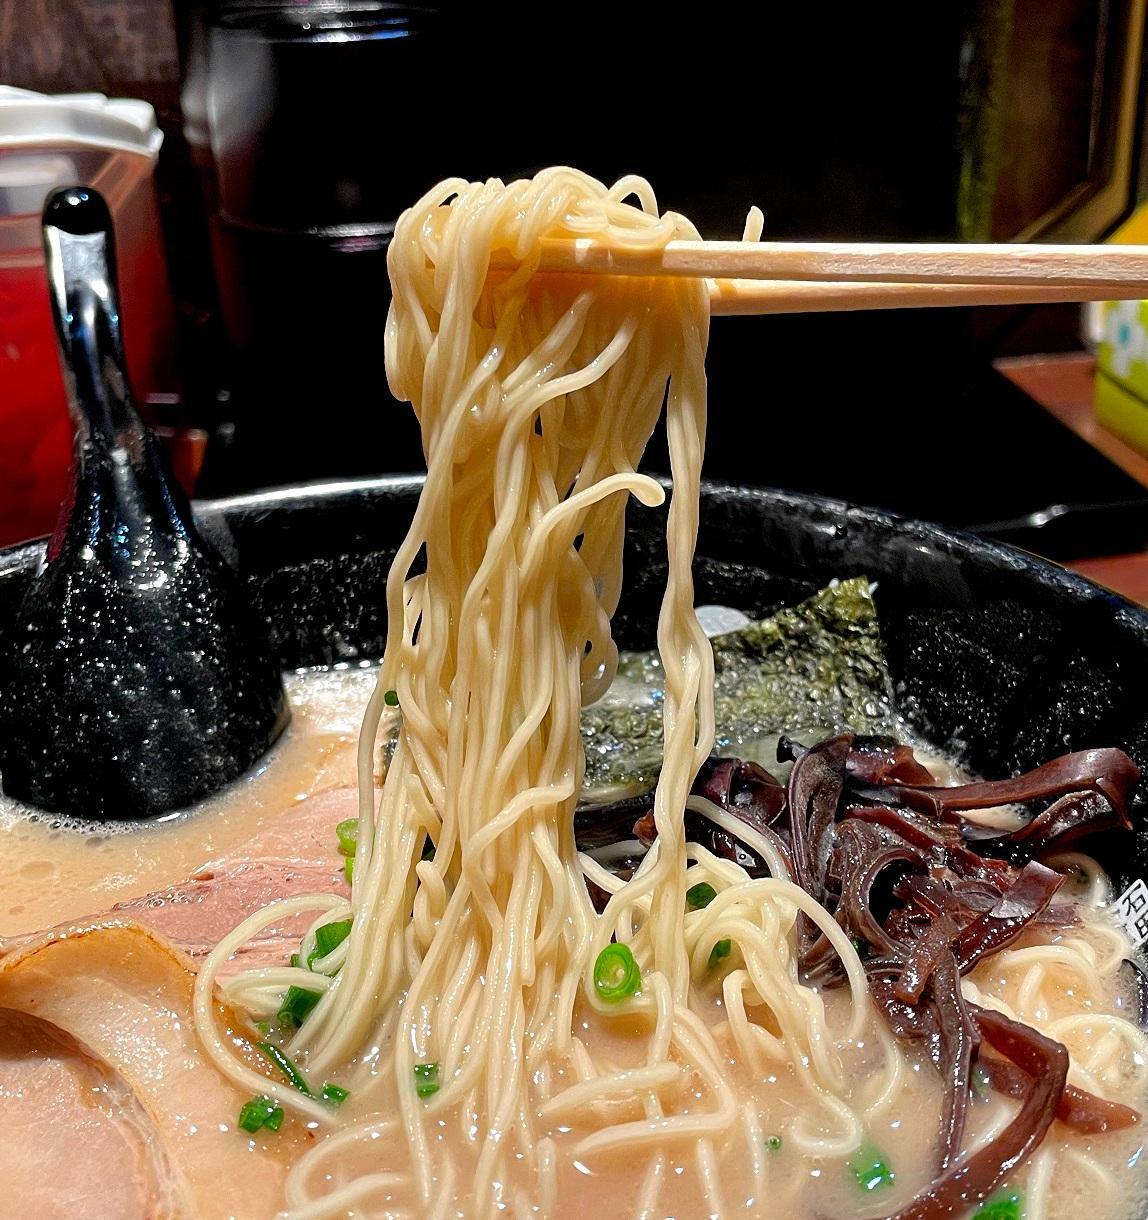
[0,664,383,935]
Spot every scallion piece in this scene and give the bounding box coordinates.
[849,1142,894,1193]
[708,938,732,971]
[335,817,358,858]
[766,1135,782,1151]
[321,1082,350,1106]
[686,882,717,910]
[314,918,353,960]
[344,856,354,886]
[277,985,322,1030]
[414,1062,440,1098]
[972,1189,1023,1220]
[238,1095,283,1134]
[259,1041,313,1097]
[972,1063,991,1098]
[593,942,642,1002]
[289,952,302,970]
[384,688,399,707]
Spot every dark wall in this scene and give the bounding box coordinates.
[433,3,967,242]
[3,1,1145,531]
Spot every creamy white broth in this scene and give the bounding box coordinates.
[1,662,1147,1217]
[0,664,384,935]
[285,932,1148,1219]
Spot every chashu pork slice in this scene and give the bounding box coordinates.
[0,1006,165,1218]
[111,785,357,973]
[0,920,300,1218]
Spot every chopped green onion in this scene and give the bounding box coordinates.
[414,1062,440,1098]
[259,1041,313,1096]
[686,882,717,910]
[972,1063,991,1098]
[849,1142,894,1193]
[708,939,732,971]
[421,834,436,861]
[344,856,354,886]
[972,1189,1023,1220]
[238,1097,270,1132]
[335,817,358,857]
[314,918,353,960]
[277,985,322,1030]
[238,1095,283,1134]
[593,942,642,1002]
[384,688,399,707]
[254,1019,270,1036]
[290,952,302,970]
[766,1135,783,1151]
[321,1082,350,1106]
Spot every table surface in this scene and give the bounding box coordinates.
[997,353,1148,604]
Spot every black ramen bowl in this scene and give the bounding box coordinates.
[2,477,1146,890]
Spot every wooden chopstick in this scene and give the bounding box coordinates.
[708,279,1145,317]
[529,239,1148,292]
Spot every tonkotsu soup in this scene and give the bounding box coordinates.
[1,659,1146,1218]
[0,664,384,937]
[0,167,1146,1220]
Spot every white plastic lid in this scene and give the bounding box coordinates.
[0,87,162,159]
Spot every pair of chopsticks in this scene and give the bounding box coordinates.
[517,239,1148,316]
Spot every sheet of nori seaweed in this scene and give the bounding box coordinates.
[580,576,896,797]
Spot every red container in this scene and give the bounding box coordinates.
[0,91,174,546]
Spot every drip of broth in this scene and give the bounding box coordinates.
[1,661,1146,1217]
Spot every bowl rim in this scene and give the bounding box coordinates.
[6,474,1147,630]
[197,473,1148,621]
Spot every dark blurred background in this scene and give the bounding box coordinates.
[3,0,1148,570]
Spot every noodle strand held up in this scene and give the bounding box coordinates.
[195,169,874,1217]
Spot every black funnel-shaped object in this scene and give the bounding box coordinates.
[0,187,289,819]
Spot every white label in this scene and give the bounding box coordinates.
[1113,878,1148,949]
